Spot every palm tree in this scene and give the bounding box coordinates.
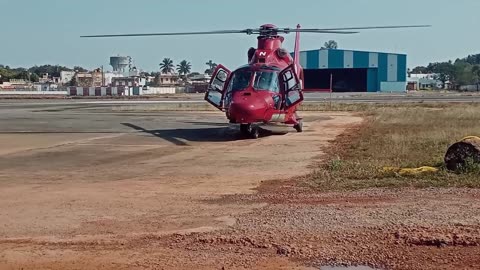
[176,60,192,79]
[159,58,174,74]
[205,60,217,75]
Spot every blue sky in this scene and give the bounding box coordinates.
[1,0,479,72]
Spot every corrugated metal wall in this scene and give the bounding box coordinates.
[297,49,407,92]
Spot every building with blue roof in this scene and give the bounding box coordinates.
[294,49,407,92]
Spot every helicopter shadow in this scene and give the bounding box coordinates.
[121,123,281,145]
[121,123,247,145]
[181,121,231,127]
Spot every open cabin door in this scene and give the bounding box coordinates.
[205,65,231,110]
[280,64,304,109]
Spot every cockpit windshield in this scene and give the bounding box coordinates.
[253,71,279,92]
[226,69,253,92]
[226,68,280,93]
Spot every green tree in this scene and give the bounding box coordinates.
[411,66,428,74]
[472,65,480,89]
[205,60,217,75]
[28,65,72,77]
[430,62,455,89]
[176,60,192,79]
[73,66,88,72]
[159,58,174,74]
[322,40,338,49]
[14,70,30,81]
[453,60,474,87]
[68,76,77,86]
[30,73,40,82]
[0,66,17,81]
[465,54,480,65]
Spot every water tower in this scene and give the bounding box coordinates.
[110,56,130,73]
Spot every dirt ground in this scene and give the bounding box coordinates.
[1,110,479,270]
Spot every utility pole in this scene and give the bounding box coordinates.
[101,65,105,86]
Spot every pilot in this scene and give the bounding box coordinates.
[260,74,280,93]
[257,76,270,90]
[233,72,250,90]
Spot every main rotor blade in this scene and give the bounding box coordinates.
[80,25,431,38]
[295,25,431,32]
[80,29,254,38]
[286,30,359,34]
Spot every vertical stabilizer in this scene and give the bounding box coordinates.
[293,24,301,73]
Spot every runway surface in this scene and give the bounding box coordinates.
[1,92,480,109]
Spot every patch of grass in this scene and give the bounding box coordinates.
[457,157,480,174]
[307,103,480,191]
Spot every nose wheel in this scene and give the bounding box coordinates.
[294,120,303,133]
[240,124,260,139]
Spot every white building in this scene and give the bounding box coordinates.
[409,73,437,80]
[60,71,76,85]
[103,72,124,86]
[34,82,59,91]
[408,73,443,89]
[189,73,211,83]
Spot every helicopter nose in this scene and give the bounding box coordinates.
[229,97,268,123]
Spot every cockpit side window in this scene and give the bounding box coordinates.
[253,71,280,93]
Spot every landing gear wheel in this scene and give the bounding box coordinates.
[249,126,260,139]
[294,120,303,133]
[240,124,251,135]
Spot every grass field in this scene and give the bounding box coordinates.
[308,103,480,190]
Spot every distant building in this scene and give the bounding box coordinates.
[408,73,443,90]
[38,73,51,83]
[189,73,211,83]
[0,82,15,90]
[112,76,146,88]
[33,82,58,91]
[186,74,211,93]
[75,69,103,87]
[154,73,179,86]
[60,71,76,85]
[146,75,156,85]
[294,48,408,92]
[1,79,31,90]
[8,79,29,85]
[103,72,124,86]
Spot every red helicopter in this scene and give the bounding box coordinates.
[82,24,430,138]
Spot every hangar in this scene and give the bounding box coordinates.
[296,49,407,92]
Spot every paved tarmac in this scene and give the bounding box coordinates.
[0,93,479,133]
[2,92,480,107]
[0,102,227,134]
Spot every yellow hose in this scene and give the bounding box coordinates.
[381,166,439,176]
[381,136,479,176]
[461,136,480,141]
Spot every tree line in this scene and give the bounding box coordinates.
[410,53,480,89]
[0,64,87,83]
[158,58,218,77]
[0,59,219,84]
